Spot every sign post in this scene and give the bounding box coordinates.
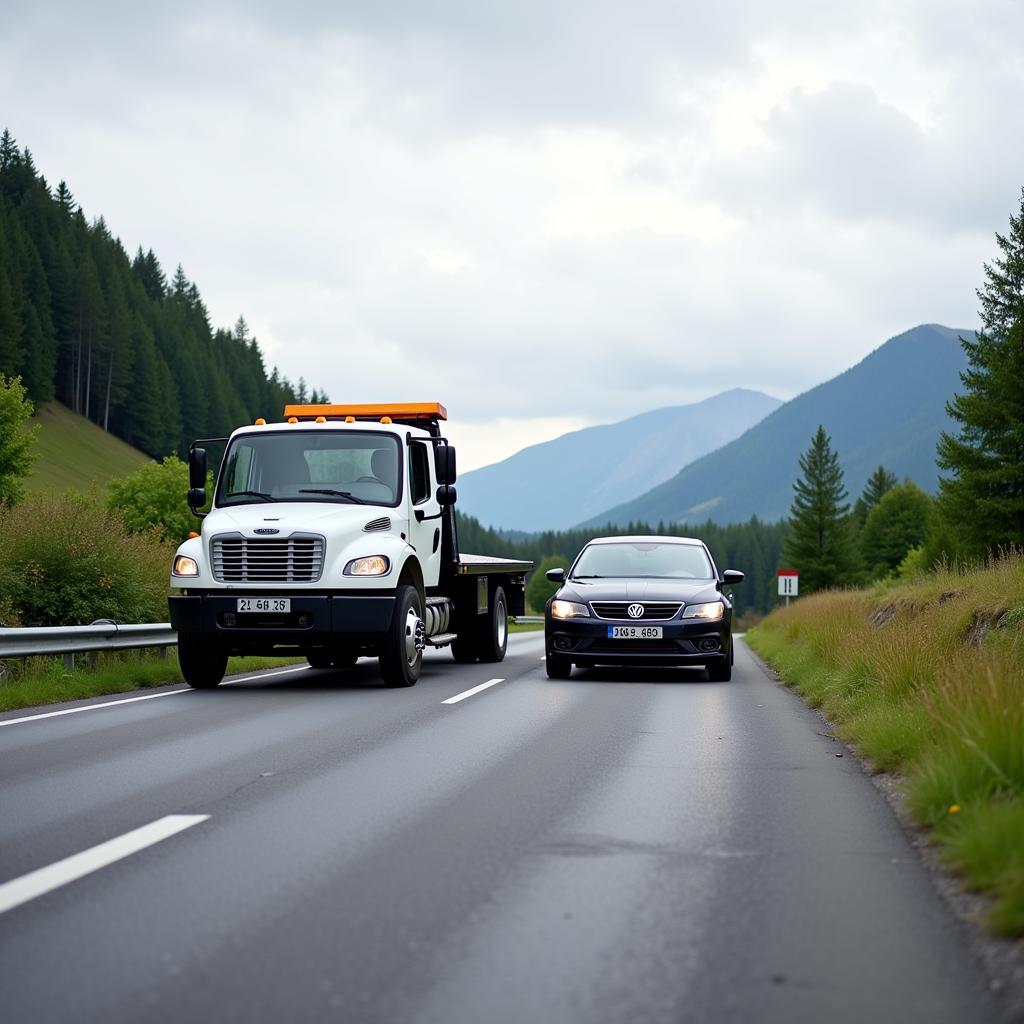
[777,570,799,607]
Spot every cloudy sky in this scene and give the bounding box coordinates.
[3,1,1022,468]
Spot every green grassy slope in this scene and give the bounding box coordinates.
[26,402,150,494]
[748,557,1024,934]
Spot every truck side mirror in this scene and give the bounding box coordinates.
[435,445,457,485]
[721,570,744,586]
[188,487,207,510]
[436,484,457,506]
[189,447,207,489]
[545,568,565,583]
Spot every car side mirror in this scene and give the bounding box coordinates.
[721,570,745,586]
[545,568,565,583]
[189,447,207,489]
[436,484,457,506]
[188,486,207,511]
[435,445,457,485]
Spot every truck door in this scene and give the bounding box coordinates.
[407,440,442,588]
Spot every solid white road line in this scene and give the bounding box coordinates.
[0,815,209,915]
[442,678,506,705]
[0,664,310,729]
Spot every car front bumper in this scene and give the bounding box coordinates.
[545,614,731,667]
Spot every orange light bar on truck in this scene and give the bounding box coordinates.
[283,402,448,422]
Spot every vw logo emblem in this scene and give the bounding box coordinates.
[627,603,644,619]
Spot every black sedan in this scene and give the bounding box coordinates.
[544,535,743,681]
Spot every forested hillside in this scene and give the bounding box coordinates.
[457,512,788,616]
[0,129,324,457]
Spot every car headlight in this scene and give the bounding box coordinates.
[551,599,589,619]
[682,601,725,621]
[344,555,391,576]
[172,555,199,577]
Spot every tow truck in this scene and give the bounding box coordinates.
[168,403,531,689]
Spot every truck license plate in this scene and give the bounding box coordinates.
[237,598,291,613]
[608,625,663,639]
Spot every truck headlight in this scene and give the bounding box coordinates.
[551,599,588,619]
[172,555,199,577]
[344,555,391,576]
[682,601,724,621]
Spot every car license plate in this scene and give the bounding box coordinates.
[237,598,291,613]
[608,625,663,639]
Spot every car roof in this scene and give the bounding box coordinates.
[586,535,704,546]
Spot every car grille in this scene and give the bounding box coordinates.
[587,640,682,653]
[211,534,325,584]
[590,602,682,620]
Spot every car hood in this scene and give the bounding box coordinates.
[556,578,721,605]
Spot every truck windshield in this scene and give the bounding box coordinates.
[571,542,713,580]
[216,431,402,508]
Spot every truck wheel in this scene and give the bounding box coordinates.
[379,585,424,688]
[546,651,572,679]
[450,638,477,663]
[178,634,228,689]
[477,586,508,663]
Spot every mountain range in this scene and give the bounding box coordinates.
[582,324,972,528]
[457,389,783,532]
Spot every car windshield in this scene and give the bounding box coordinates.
[216,430,402,507]
[571,541,713,580]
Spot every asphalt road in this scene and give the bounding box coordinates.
[0,633,1003,1023]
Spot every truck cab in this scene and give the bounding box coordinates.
[168,403,530,689]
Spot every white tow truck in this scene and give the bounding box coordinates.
[168,402,531,688]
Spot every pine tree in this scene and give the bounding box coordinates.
[54,180,76,216]
[783,426,860,593]
[0,129,17,171]
[853,465,898,526]
[937,187,1024,554]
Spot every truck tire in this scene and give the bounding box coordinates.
[545,651,572,679]
[450,637,477,663]
[379,585,424,688]
[476,586,508,663]
[178,634,228,689]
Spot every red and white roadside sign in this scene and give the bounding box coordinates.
[777,570,799,597]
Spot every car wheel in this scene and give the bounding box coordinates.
[546,650,572,679]
[707,657,732,682]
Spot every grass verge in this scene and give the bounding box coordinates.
[747,552,1024,935]
[509,621,544,633]
[0,651,306,713]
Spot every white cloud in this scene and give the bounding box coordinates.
[1,0,1019,467]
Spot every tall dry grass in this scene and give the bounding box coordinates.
[748,552,1024,934]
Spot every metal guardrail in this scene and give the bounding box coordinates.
[0,622,177,672]
[512,615,544,625]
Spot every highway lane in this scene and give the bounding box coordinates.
[0,633,1003,1023]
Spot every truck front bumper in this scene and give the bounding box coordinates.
[169,593,396,648]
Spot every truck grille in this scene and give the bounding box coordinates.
[590,602,682,620]
[211,534,325,584]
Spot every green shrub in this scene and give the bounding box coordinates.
[526,554,569,613]
[0,492,173,626]
[0,373,39,505]
[106,456,204,544]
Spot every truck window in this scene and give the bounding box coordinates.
[409,443,431,504]
[217,431,403,507]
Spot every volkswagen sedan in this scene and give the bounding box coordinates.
[543,535,743,680]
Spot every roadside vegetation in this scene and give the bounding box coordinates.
[0,651,306,714]
[747,554,1024,934]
